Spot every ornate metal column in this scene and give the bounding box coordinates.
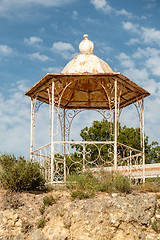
[63,108,67,182]
[51,81,55,184]
[114,79,118,171]
[134,99,145,183]
[30,98,34,160]
[142,99,145,183]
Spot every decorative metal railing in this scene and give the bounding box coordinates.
[32,141,143,183]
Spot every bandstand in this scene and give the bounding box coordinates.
[25,34,150,183]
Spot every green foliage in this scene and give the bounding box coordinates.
[113,174,131,193]
[145,141,160,164]
[0,154,45,191]
[39,205,45,215]
[36,217,46,228]
[151,220,160,233]
[80,119,160,164]
[43,195,56,207]
[71,190,91,200]
[136,177,160,193]
[67,171,131,199]
[67,172,99,191]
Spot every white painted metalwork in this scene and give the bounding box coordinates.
[114,79,118,171]
[26,34,151,183]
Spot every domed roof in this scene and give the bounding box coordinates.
[61,34,113,74]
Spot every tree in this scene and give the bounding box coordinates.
[79,119,160,164]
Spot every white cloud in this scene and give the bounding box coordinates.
[116,44,160,144]
[29,52,51,61]
[122,21,140,34]
[123,22,160,46]
[0,80,52,157]
[116,9,132,18]
[90,0,137,19]
[126,38,140,46]
[52,41,76,59]
[0,81,30,156]
[141,27,160,46]
[0,45,13,55]
[42,66,63,73]
[116,53,135,69]
[132,47,160,77]
[0,0,75,12]
[72,10,78,19]
[52,42,75,52]
[24,36,43,45]
[90,0,112,13]
[0,0,75,18]
[146,56,160,76]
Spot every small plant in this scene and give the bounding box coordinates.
[37,217,46,228]
[71,190,91,200]
[67,171,131,197]
[136,178,160,193]
[114,174,131,193]
[151,220,160,233]
[2,192,23,210]
[39,205,45,215]
[22,221,33,233]
[43,195,56,207]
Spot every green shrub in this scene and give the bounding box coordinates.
[67,172,99,191]
[151,220,160,233]
[39,205,45,215]
[0,154,45,191]
[43,195,56,207]
[135,177,160,193]
[114,174,131,193]
[37,217,46,228]
[67,171,131,197]
[71,190,91,200]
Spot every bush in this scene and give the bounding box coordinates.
[152,220,160,233]
[43,195,56,207]
[114,174,131,194]
[67,171,131,199]
[0,154,45,191]
[37,217,46,228]
[67,172,99,191]
[136,177,160,193]
[71,190,91,200]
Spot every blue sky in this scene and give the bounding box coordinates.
[0,0,160,157]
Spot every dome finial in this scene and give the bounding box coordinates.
[83,34,88,39]
[79,34,94,54]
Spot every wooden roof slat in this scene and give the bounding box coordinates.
[25,73,150,109]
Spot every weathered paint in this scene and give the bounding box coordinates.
[62,35,113,74]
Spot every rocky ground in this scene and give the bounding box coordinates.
[0,187,160,240]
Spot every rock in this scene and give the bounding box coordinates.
[29,229,48,240]
[0,188,160,240]
[13,233,25,240]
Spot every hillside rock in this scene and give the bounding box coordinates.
[0,188,160,240]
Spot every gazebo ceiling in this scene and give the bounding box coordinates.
[25,34,150,110]
[25,73,150,109]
